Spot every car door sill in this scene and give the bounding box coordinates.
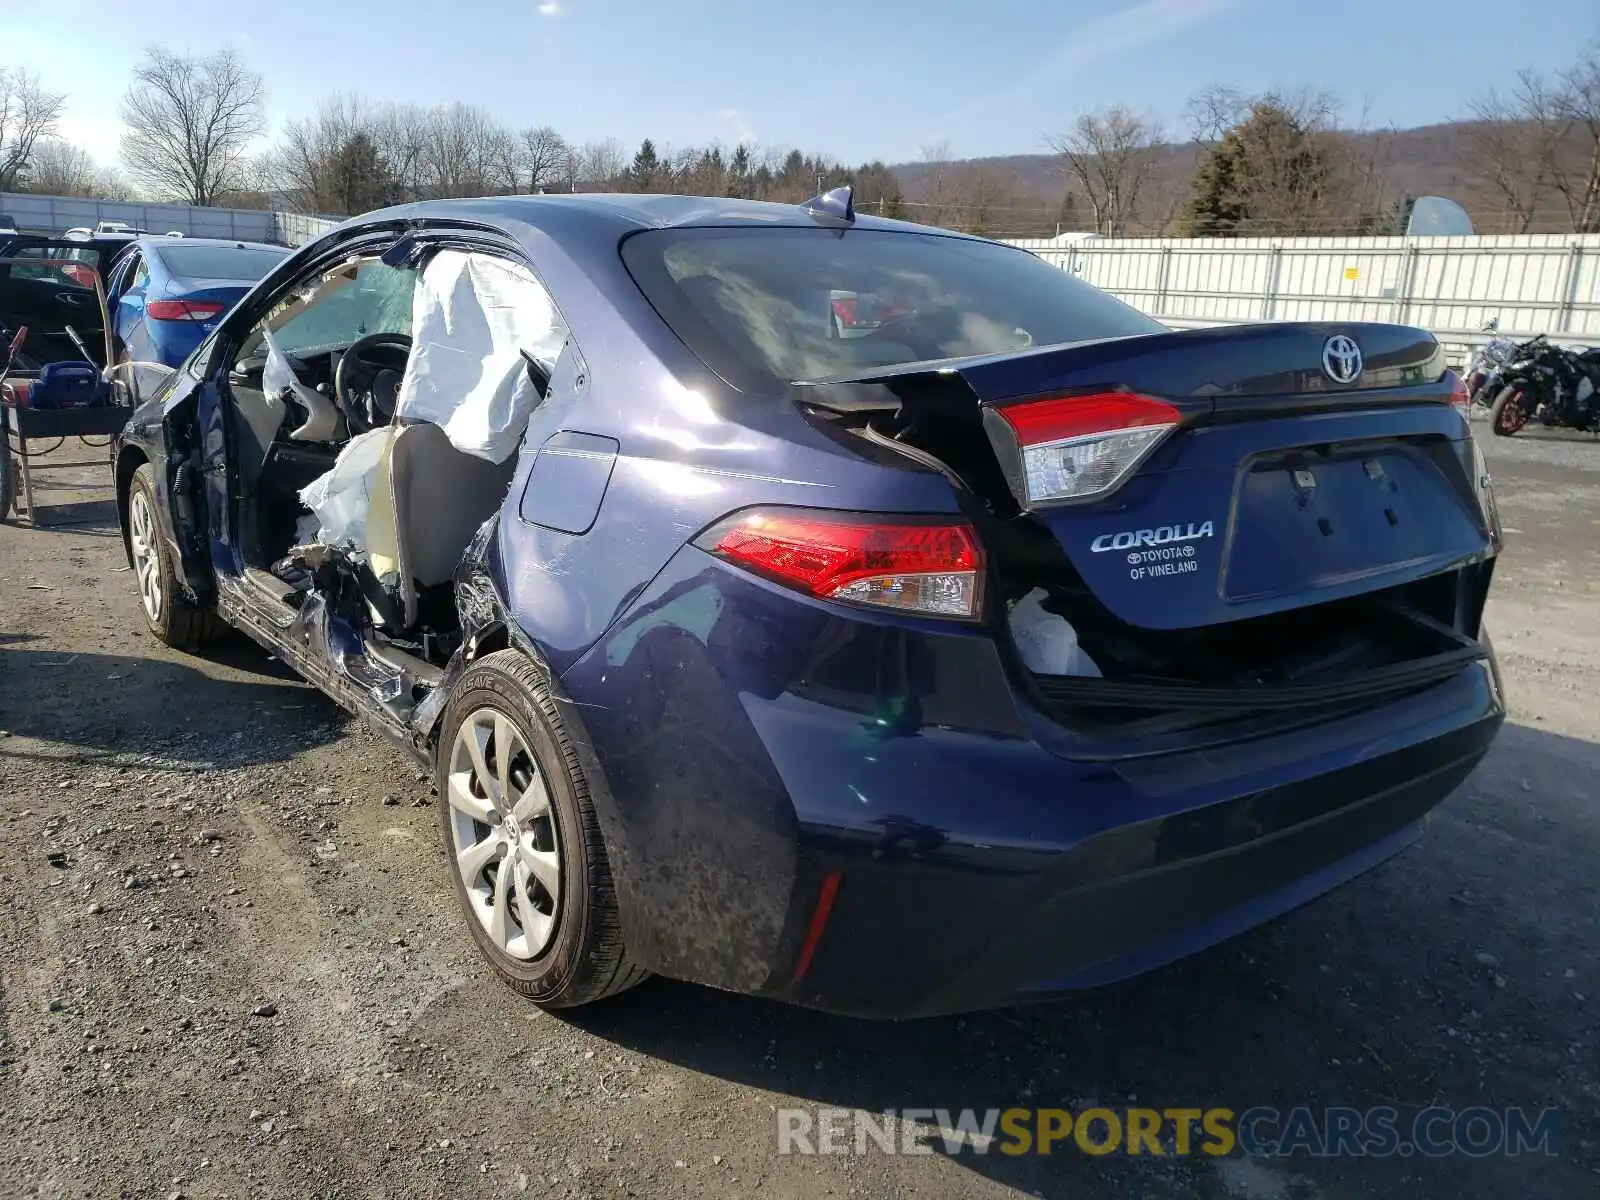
[216,573,430,766]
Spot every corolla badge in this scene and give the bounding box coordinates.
[1090,521,1215,553]
[1322,334,1363,384]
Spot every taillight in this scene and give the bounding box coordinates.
[694,507,983,619]
[1447,369,1471,418]
[147,299,225,322]
[989,391,1180,507]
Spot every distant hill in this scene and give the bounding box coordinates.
[888,120,1513,237]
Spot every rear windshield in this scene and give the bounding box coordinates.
[158,243,287,281]
[621,226,1162,389]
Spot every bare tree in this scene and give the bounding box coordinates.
[1185,84,1248,146]
[275,94,372,211]
[24,138,97,195]
[372,104,430,201]
[1466,77,1559,232]
[1048,106,1163,235]
[1550,43,1600,232]
[519,125,569,193]
[417,103,514,197]
[915,141,955,228]
[120,46,266,205]
[1334,96,1399,231]
[0,67,66,192]
[1462,44,1600,234]
[573,138,627,189]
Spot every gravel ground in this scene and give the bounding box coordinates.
[0,421,1596,1200]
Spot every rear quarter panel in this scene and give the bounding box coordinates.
[498,216,963,675]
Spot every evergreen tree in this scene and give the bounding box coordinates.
[629,138,659,191]
[322,131,393,215]
[1182,101,1334,236]
[727,143,750,198]
[1057,190,1083,233]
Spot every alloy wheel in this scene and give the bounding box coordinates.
[446,707,562,960]
[129,489,163,623]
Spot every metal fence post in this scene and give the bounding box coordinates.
[1155,246,1173,318]
[1262,246,1283,320]
[1558,243,1583,333]
[1393,244,1420,325]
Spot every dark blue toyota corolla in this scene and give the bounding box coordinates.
[111,191,1504,1018]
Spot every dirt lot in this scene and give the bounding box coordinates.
[1,424,1596,1200]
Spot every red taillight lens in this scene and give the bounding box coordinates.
[1447,369,1471,417]
[994,391,1180,507]
[147,299,225,322]
[695,508,983,619]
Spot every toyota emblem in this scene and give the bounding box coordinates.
[1322,335,1363,385]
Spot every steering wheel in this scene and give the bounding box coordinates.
[334,332,413,435]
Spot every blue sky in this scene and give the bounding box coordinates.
[4,0,1595,170]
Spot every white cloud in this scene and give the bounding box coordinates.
[716,107,758,146]
[537,2,562,14]
[934,0,1244,125]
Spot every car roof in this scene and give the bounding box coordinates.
[135,236,287,256]
[345,192,974,242]
[131,236,290,274]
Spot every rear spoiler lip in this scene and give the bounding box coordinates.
[791,321,1446,415]
[790,333,1150,389]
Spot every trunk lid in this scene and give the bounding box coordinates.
[798,322,1493,631]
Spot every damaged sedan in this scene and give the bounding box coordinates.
[112,191,1506,1018]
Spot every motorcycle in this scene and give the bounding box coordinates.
[1486,333,1600,436]
[1463,319,1520,408]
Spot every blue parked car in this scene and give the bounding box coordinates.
[104,236,288,404]
[111,192,1505,1018]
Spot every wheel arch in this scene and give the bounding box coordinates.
[114,444,149,566]
[411,545,647,963]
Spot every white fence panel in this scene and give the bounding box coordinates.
[1004,233,1600,366]
[275,211,342,246]
[1,192,342,247]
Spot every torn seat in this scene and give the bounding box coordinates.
[363,421,517,630]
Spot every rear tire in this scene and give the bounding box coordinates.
[127,463,224,650]
[1488,386,1529,437]
[436,649,647,1009]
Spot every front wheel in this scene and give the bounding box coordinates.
[436,649,647,1009]
[1488,386,1529,437]
[126,463,224,649]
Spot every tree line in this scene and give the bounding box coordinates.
[1,39,1595,238]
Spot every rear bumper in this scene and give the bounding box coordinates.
[776,705,1495,1017]
[558,553,1505,1019]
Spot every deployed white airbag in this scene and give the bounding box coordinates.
[298,427,391,550]
[393,250,567,464]
[1008,588,1101,677]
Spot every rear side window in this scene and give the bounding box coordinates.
[7,244,97,285]
[621,227,1162,390]
[157,243,288,280]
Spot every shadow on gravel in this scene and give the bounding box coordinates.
[562,720,1598,1198]
[2,498,122,529]
[0,646,346,766]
